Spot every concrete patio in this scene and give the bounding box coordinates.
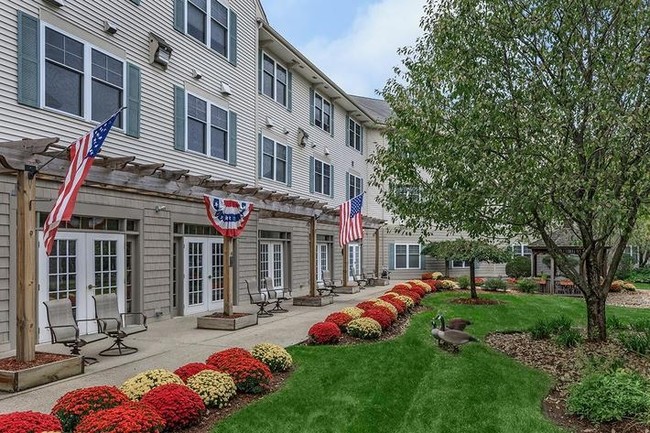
[0,284,391,414]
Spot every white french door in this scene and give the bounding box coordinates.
[38,232,125,343]
[348,243,361,281]
[316,243,328,282]
[260,241,284,290]
[183,237,224,315]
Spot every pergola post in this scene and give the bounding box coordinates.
[550,256,556,294]
[16,168,37,362]
[223,236,233,316]
[309,217,317,297]
[374,228,380,277]
[342,245,349,286]
[531,252,537,277]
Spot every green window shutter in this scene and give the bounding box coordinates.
[360,126,364,155]
[309,88,314,126]
[309,156,314,193]
[126,63,141,138]
[257,50,263,94]
[329,164,334,198]
[173,85,185,151]
[420,247,426,270]
[287,71,293,112]
[345,114,350,146]
[388,243,395,270]
[258,134,263,179]
[228,111,237,166]
[286,146,293,186]
[228,9,238,66]
[130,0,140,4]
[17,11,40,108]
[330,104,335,137]
[345,172,350,200]
[173,0,185,33]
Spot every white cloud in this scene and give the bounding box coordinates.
[301,0,426,98]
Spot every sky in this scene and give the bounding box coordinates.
[261,0,427,98]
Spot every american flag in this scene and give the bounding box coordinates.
[339,193,364,246]
[43,110,122,255]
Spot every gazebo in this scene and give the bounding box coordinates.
[528,230,609,297]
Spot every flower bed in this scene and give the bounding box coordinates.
[174,362,220,383]
[308,321,342,345]
[362,307,394,330]
[207,351,272,394]
[51,385,130,432]
[0,411,62,433]
[378,295,407,315]
[325,312,354,331]
[251,343,293,372]
[120,369,184,401]
[141,383,206,430]
[75,402,165,433]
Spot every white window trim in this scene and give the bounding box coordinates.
[450,260,470,268]
[348,117,362,152]
[261,52,288,107]
[348,173,363,200]
[394,243,421,269]
[185,0,230,59]
[40,23,126,129]
[313,158,331,196]
[261,136,288,184]
[510,243,531,257]
[313,91,332,132]
[185,91,229,161]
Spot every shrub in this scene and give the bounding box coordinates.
[325,312,354,330]
[618,331,650,355]
[630,267,650,283]
[607,315,627,331]
[405,285,426,297]
[356,300,380,311]
[75,402,165,433]
[554,328,583,348]
[120,369,184,401]
[610,280,625,292]
[516,277,538,293]
[373,299,398,319]
[529,319,552,340]
[141,383,205,430]
[378,295,406,314]
[174,362,219,383]
[421,272,434,280]
[206,347,254,368]
[391,289,421,304]
[251,342,293,372]
[407,280,432,293]
[431,272,443,280]
[51,385,129,432]
[567,369,650,423]
[362,307,394,330]
[214,356,273,394]
[340,306,364,319]
[347,317,382,339]
[394,294,415,308]
[421,279,439,291]
[186,370,237,408]
[392,283,412,291]
[308,321,341,344]
[457,275,470,289]
[482,278,507,291]
[548,316,573,333]
[0,411,62,433]
[615,254,634,280]
[505,256,531,278]
[438,280,459,290]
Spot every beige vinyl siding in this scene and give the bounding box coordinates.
[1,1,259,184]
[0,190,9,348]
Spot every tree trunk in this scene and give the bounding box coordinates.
[469,262,477,299]
[585,292,607,341]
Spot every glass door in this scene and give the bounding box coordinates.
[183,237,224,315]
[316,243,328,282]
[260,241,284,290]
[348,243,361,281]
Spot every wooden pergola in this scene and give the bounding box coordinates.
[0,138,384,361]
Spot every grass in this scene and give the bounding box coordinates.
[635,282,650,290]
[213,292,648,433]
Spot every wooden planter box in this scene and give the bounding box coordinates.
[197,313,258,331]
[293,295,334,307]
[0,355,84,392]
[337,286,360,294]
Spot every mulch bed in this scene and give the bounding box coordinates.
[486,332,650,433]
[0,352,74,371]
[202,312,251,319]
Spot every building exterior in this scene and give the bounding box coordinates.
[0,0,499,352]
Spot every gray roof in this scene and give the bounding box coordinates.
[349,95,393,124]
[529,229,582,250]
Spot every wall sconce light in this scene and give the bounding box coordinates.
[149,33,172,69]
[103,20,118,35]
[324,146,331,155]
[283,127,290,135]
[265,116,274,128]
[220,81,232,96]
[310,141,317,149]
[154,205,167,213]
[191,68,202,79]
[297,127,309,147]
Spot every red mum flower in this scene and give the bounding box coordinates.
[362,307,394,330]
[356,301,378,311]
[325,312,353,330]
[141,383,205,430]
[0,411,62,433]
[212,356,272,393]
[308,321,341,345]
[74,402,165,433]
[51,385,129,432]
[206,347,254,369]
[378,295,406,314]
[174,362,220,383]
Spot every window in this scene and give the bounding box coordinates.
[186,93,228,160]
[44,26,123,127]
[395,244,420,269]
[313,159,332,196]
[396,185,421,202]
[313,92,331,132]
[261,54,288,106]
[510,243,532,257]
[348,173,363,199]
[262,137,287,183]
[348,118,362,151]
[451,260,470,268]
[186,0,229,57]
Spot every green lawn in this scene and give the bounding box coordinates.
[214,293,648,433]
[635,282,650,290]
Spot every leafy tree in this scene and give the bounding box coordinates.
[371,0,650,341]
[422,239,510,298]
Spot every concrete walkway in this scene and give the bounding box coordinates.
[0,285,392,414]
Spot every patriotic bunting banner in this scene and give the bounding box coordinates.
[203,195,254,238]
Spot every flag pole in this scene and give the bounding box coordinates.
[223,236,233,316]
